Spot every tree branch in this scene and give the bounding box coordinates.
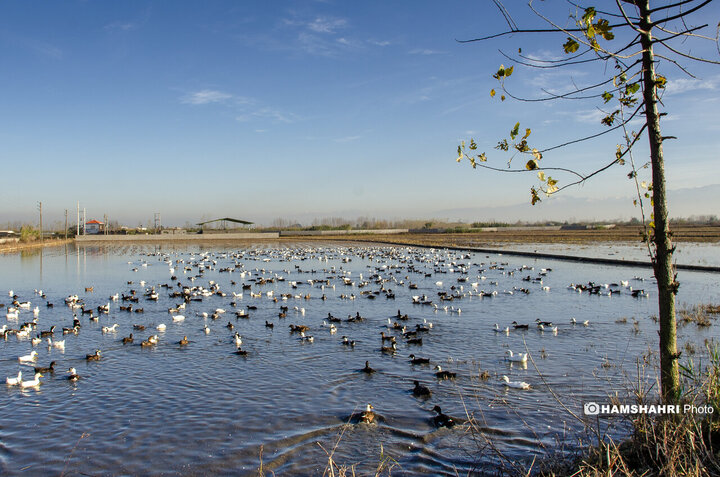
[650,0,713,27]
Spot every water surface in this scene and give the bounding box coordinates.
[1,242,718,475]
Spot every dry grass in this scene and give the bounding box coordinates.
[678,304,719,328]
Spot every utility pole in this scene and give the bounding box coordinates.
[83,208,86,236]
[154,213,161,234]
[104,214,108,235]
[76,201,80,236]
[65,209,68,240]
[37,201,42,243]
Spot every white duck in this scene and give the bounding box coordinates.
[172,314,185,322]
[502,375,530,389]
[101,324,119,333]
[6,371,22,386]
[505,350,528,363]
[18,351,38,363]
[20,372,42,388]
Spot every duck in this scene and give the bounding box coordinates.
[359,403,376,424]
[50,338,66,350]
[39,325,56,337]
[361,361,376,374]
[18,351,38,363]
[535,319,553,327]
[409,354,430,365]
[431,405,455,428]
[20,372,42,388]
[203,325,210,334]
[156,323,167,331]
[234,347,248,356]
[265,321,274,329]
[380,342,397,354]
[171,314,185,322]
[412,380,432,398]
[34,361,56,374]
[6,370,22,386]
[31,336,42,346]
[122,333,134,344]
[434,365,456,379]
[341,336,355,347]
[505,350,528,363]
[101,323,119,333]
[502,375,531,389]
[67,368,80,381]
[299,332,314,343]
[178,336,189,346]
[85,350,101,361]
[511,321,529,330]
[233,333,243,347]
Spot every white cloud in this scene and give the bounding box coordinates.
[409,48,443,55]
[334,135,361,143]
[181,90,233,105]
[664,77,719,96]
[307,16,347,34]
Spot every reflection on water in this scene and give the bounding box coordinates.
[0,242,718,475]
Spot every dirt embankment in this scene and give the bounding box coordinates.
[0,239,74,254]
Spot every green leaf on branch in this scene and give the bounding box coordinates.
[522,128,531,140]
[510,122,520,140]
[469,139,477,150]
[655,75,667,89]
[625,83,640,95]
[602,91,613,103]
[563,38,579,54]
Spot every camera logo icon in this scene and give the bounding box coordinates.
[584,402,600,415]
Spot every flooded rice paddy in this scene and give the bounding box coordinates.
[1,241,719,475]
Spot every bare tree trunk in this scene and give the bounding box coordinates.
[638,0,679,402]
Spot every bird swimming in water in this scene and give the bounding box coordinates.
[361,361,376,374]
[431,405,455,428]
[412,380,432,398]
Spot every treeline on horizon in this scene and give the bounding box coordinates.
[3,214,719,237]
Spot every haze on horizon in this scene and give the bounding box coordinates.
[1,1,719,228]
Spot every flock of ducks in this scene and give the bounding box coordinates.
[2,245,648,429]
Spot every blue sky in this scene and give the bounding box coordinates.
[1,1,719,228]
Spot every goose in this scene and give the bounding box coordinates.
[299,332,314,343]
[435,365,457,379]
[20,372,42,388]
[19,351,38,363]
[412,380,432,398]
[535,319,553,327]
[6,371,22,386]
[67,367,80,381]
[505,350,528,363]
[502,375,531,389]
[203,325,210,334]
[431,405,455,428]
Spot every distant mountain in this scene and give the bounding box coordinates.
[430,184,720,223]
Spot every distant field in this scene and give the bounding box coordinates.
[301,225,720,247]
